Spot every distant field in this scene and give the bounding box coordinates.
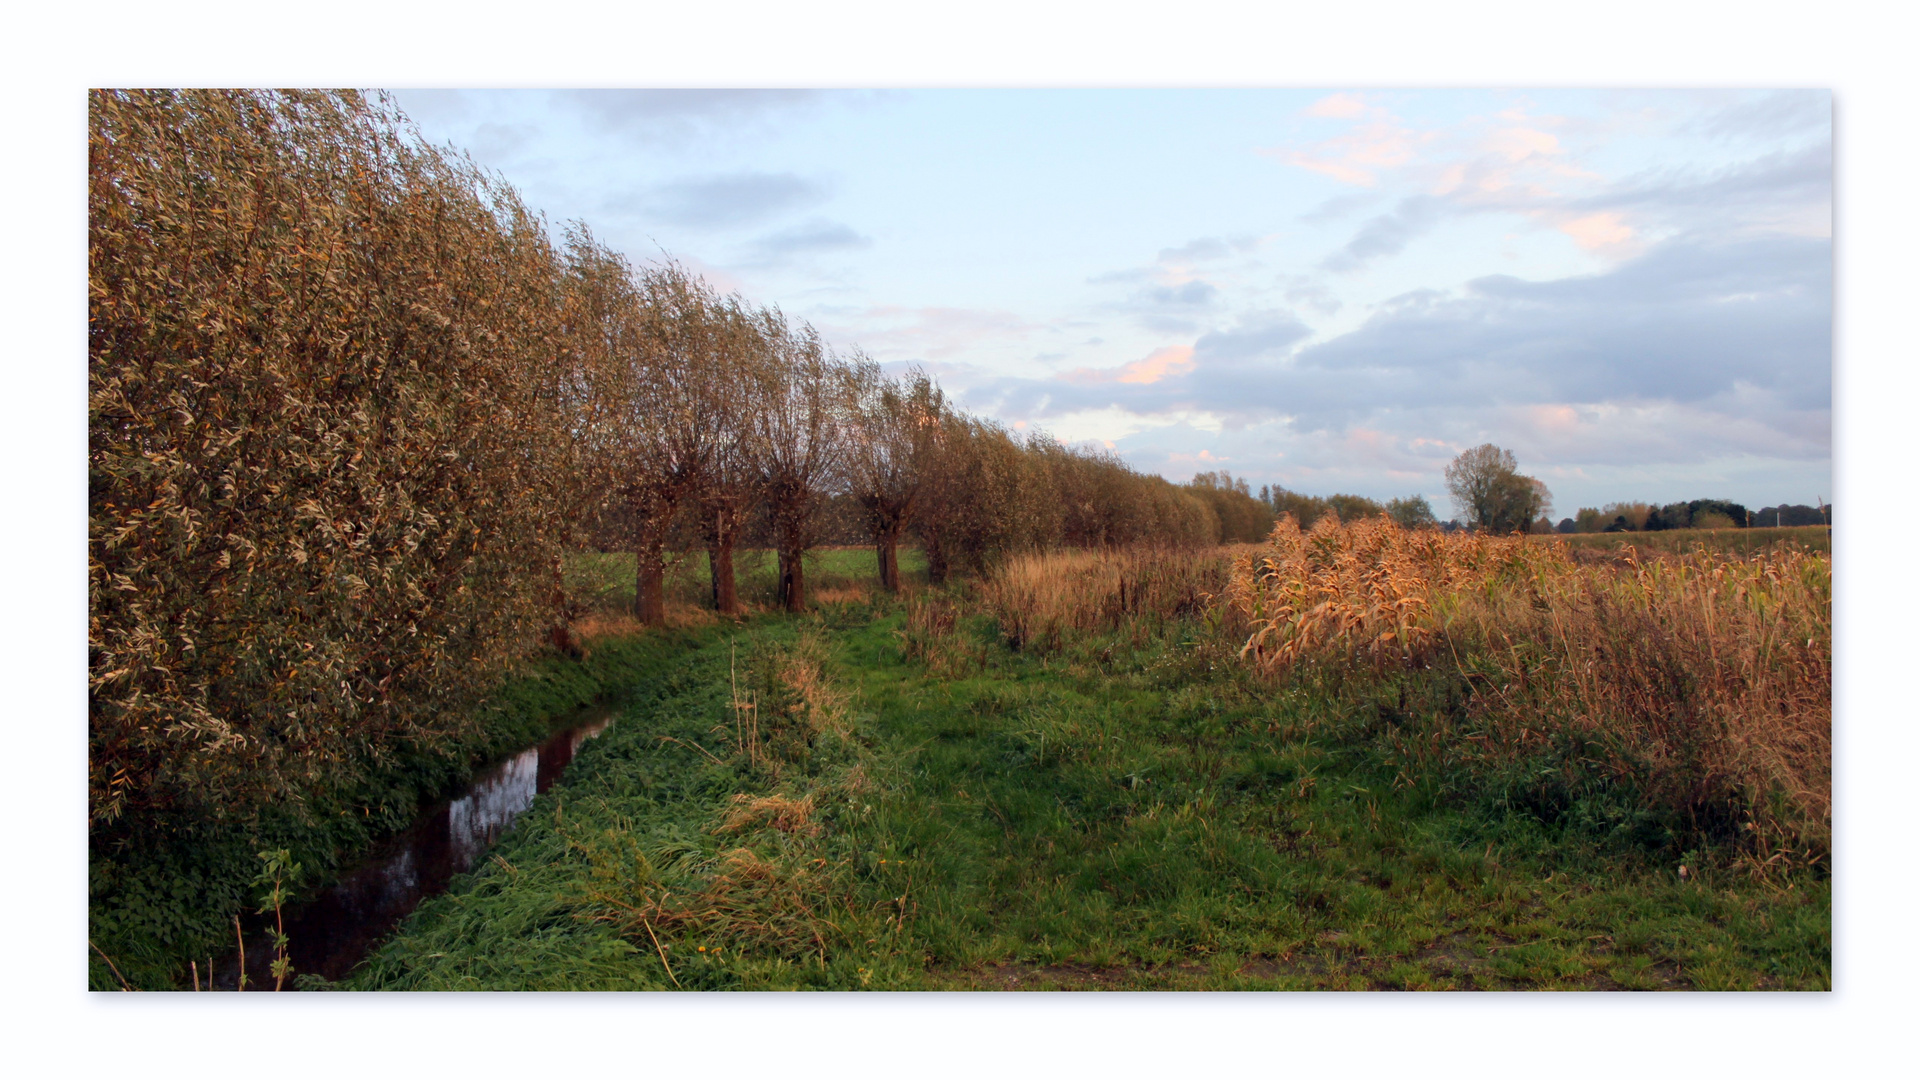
[1539,525,1829,557]
[566,545,929,616]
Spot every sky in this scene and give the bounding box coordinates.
[389,88,1833,521]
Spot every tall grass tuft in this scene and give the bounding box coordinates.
[983,546,1230,655]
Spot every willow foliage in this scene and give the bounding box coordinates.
[89,90,574,838]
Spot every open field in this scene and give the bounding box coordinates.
[1541,524,1829,558]
[342,525,1828,991]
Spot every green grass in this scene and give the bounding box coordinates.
[88,626,738,991]
[1541,525,1829,558]
[339,594,1828,991]
[567,545,929,614]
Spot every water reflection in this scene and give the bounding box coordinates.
[213,703,616,989]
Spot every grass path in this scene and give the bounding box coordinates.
[344,604,1828,991]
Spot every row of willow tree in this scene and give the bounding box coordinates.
[88,89,1231,837]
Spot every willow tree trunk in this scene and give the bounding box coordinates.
[923,528,949,586]
[546,553,580,656]
[776,516,807,613]
[633,533,667,626]
[707,505,741,616]
[876,524,901,593]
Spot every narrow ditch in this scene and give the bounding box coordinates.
[206,699,620,990]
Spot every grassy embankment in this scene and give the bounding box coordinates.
[90,547,904,991]
[343,530,1828,990]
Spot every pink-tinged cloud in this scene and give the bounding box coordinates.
[1557,212,1635,251]
[1278,121,1422,188]
[1408,436,1459,455]
[1527,404,1583,432]
[1062,345,1195,386]
[1487,125,1563,163]
[1166,448,1226,467]
[1303,92,1371,120]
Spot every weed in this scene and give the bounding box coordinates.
[251,849,302,991]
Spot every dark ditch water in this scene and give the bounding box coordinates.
[207,700,619,990]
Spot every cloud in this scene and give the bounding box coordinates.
[1557,211,1635,251]
[1303,92,1375,120]
[1298,192,1385,224]
[1563,142,1831,236]
[560,90,825,138]
[952,233,1827,477]
[1103,278,1222,334]
[1155,235,1261,263]
[1283,101,1827,275]
[815,305,1043,362]
[1191,311,1315,363]
[961,310,1313,424]
[1283,278,1343,317]
[1276,233,1832,430]
[1158,237,1231,262]
[632,172,828,229]
[750,218,872,259]
[1062,345,1195,386]
[1688,90,1831,142]
[1320,196,1446,272]
[470,122,538,160]
[1140,280,1219,307]
[1278,119,1422,187]
[1271,95,1431,187]
[1089,236,1262,290]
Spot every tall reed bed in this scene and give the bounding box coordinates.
[1225,516,1831,867]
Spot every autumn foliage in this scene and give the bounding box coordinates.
[89,90,577,838]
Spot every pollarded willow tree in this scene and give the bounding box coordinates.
[847,363,949,593]
[561,239,738,626]
[907,410,983,585]
[745,309,857,612]
[695,297,766,617]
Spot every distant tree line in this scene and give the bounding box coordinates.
[1251,483,1438,533]
[1554,500,1827,533]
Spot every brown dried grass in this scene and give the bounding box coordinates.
[983,546,1229,654]
[809,583,872,607]
[719,794,820,836]
[900,592,992,677]
[571,833,840,967]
